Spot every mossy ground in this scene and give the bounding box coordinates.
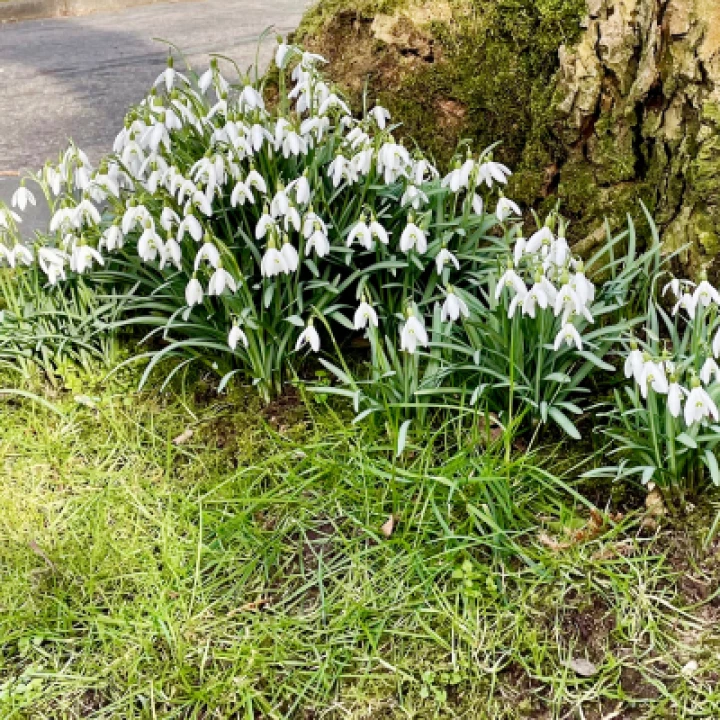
[3,364,720,717]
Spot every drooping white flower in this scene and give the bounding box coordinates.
[495,266,526,300]
[668,382,686,418]
[194,242,221,270]
[495,197,521,222]
[260,247,290,277]
[673,292,697,319]
[256,212,276,240]
[354,301,379,330]
[554,284,581,323]
[154,58,189,92]
[638,361,669,398]
[11,186,36,212]
[246,169,267,195]
[185,277,204,306]
[700,357,720,385]
[161,238,183,270]
[208,267,237,296]
[624,348,646,383]
[37,247,68,279]
[292,175,311,205]
[306,228,330,258]
[238,84,264,112]
[228,324,249,350]
[347,219,373,250]
[399,221,427,254]
[400,314,429,354]
[521,282,550,318]
[713,327,720,359]
[369,219,389,245]
[693,280,720,308]
[441,290,469,323]
[7,244,33,267]
[177,214,203,243]
[441,166,466,193]
[662,278,694,299]
[138,227,164,262]
[281,242,300,272]
[472,193,484,216]
[401,185,429,210]
[553,323,583,352]
[684,384,719,425]
[435,247,460,274]
[71,245,104,274]
[477,160,512,188]
[296,323,321,352]
[369,105,391,129]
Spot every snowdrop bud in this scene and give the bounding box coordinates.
[281,240,299,272]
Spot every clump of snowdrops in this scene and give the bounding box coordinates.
[2,39,720,507]
[589,271,720,506]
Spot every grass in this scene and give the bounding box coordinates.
[2,366,720,718]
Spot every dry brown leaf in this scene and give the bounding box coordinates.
[646,488,666,517]
[538,532,573,552]
[172,428,194,445]
[380,514,396,538]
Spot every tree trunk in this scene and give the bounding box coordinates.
[297,0,720,274]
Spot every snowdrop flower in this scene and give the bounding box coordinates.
[553,323,583,352]
[246,169,267,195]
[554,284,581,323]
[668,381,686,418]
[399,220,427,254]
[377,142,411,184]
[477,160,512,187]
[401,184,429,210]
[318,94,351,117]
[99,225,124,252]
[369,104,391,129]
[11,186,35,212]
[303,211,327,239]
[639,361,669,398]
[71,245,104,274]
[37,247,67,278]
[495,265,526,300]
[347,218,373,250]
[571,263,596,306]
[228,323,248,350]
[160,237,183,270]
[178,213,203,243]
[306,226,330,258]
[472,193,484,216]
[369,218,389,245]
[521,281,550,318]
[328,155,355,188]
[194,242,221,270]
[400,312,429,354]
[441,165,467,193]
[291,174,311,205]
[185,276,204,306]
[624,346,646,383]
[296,322,321,352]
[160,207,180,233]
[281,240,299,272]
[673,292,697,319]
[435,247,460,274]
[261,246,290,277]
[524,226,553,256]
[256,211,276,240]
[238,83,264,112]
[441,289,469,323]
[138,225,164,262]
[662,278,694,299]
[693,279,720,308]
[685,381,719,425]
[270,185,290,217]
[700,357,720,385]
[0,208,21,230]
[354,300,378,330]
[74,199,101,229]
[275,42,292,70]
[495,196,521,222]
[282,207,301,233]
[6,244,33,267]
[154,57,189,92]
[208,266,237,296]
[412,158,438,185]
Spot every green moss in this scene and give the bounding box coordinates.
[296,0,411,39]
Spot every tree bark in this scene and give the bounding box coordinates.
[297,0,720,274]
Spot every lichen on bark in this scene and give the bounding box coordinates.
[297,0,720,275]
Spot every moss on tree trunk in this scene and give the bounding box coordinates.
[296,0,720,275]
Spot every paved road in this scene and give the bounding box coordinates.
[0,0,305,231]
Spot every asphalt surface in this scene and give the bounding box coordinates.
[0,0,305,232]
